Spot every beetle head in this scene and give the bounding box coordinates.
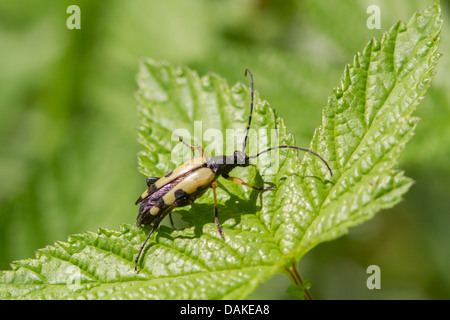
[233,150,250,167]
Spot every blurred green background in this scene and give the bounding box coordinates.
[1,0,449,299]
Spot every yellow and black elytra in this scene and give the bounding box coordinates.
[134,69,333,272]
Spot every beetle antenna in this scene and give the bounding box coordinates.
[242,68,254,153]
[249,146,333,177]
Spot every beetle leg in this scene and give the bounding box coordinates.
[178,136,211,161]
[134,213,165,273]
[223,175,276,191]
[169,212,175,229]
[211,181,225,240]
[134,198,191,272]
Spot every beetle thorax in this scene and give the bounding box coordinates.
[206,150,250,176]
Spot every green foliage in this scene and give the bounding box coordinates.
[0,2,441,299]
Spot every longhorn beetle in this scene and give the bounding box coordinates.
[134,69,333,272]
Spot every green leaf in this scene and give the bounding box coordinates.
[0,2,441,299]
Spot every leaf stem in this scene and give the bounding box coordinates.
[285,262,312,300]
